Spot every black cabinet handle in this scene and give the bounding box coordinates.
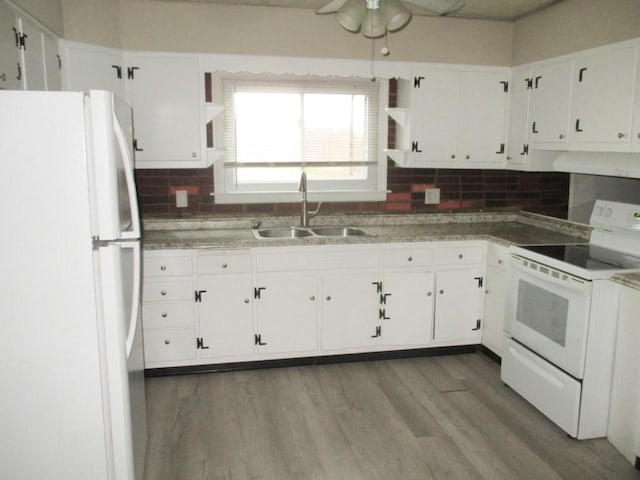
[254,334,267,346]
[578,67,588,82]
[534,76,542,89]
[575,119,583,132]
[532,121,539,134]
[496,143,505,154]
[472,319,481,331]
[133,139,143,152]
[111,65,122,79]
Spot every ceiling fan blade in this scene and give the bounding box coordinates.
[403,0,465,15]
[316,0,350,14]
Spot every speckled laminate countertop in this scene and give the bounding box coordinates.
[142,210,591,250]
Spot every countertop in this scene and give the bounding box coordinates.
[142,210,591,250]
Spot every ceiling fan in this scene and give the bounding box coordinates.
[317,0,465,38]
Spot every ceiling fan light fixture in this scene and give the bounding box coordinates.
[336,0,365,32]
[361,8,386,38]
[381,0,411,31]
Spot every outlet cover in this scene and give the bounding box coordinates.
[176,190,188,208]
[424,188,440,204]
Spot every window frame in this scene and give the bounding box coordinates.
[211,73,388,204]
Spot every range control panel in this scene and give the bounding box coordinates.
[590,200,640,232]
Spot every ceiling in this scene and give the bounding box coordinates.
[155,0,563,21]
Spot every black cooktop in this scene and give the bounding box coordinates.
[521,244,640,271]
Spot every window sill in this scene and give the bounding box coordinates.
[211,190,388,204]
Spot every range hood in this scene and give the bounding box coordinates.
[553,152,640,178]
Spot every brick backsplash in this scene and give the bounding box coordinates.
[135,165,570,219]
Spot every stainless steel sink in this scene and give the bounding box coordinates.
[252,227,315,239]
[252,226,373,239]
[310,226,371,237]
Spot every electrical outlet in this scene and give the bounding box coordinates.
[424,188,440,205]
[176,190,188,208]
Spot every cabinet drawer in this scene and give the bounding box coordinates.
[143,279,193,302]
[142,302,195,329]
[197,251,252,274]
[487,243,509,270]
[383,248,433,268]
[434,245,484,265]
[144,328,196,364]
[256,249,381,272]
[144,255,193,277]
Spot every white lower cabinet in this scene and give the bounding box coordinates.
[381,271,434,347]
[142,241,486,368]
[321,271,381,351]
[254,274,318,355]
[434,268,484,344]
[482,243,509,356]
[196,274,253,359]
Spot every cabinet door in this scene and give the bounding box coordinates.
[197,275,254,359]
[434,268,484,343]
[321,272,381,351]
[381,271,434,347]
[0,4,21,90]
[42,31,60,91]
[460,70,508,165]
[127,54,202,166]
[506,67,531,166]
[410,69,460,164]
[254,275,318,355]
[17,17,45,90]
[482,265,507,356]
[529,60,572,145]
[61,42,125,98]
[572,46,637,145]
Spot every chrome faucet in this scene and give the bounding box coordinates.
[298,171,322,227]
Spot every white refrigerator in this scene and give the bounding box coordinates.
[0,90,147,480]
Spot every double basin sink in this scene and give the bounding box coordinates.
[252,226,374,239]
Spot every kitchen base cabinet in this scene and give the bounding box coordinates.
[196,274,254,359]
[142,250,197,367]
[380,271,434,347]
[142,242,486,370]
[434,268,484,345]
[321,272,381,351]
[254,274,319,355]
[481,243,509,356]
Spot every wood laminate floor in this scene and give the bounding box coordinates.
[143,353,640,480]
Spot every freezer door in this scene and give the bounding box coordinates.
[96,241,146,480]
[88,90,141,241]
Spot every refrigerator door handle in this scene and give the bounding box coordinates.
[124,241,141,357]
[113,112,141,240]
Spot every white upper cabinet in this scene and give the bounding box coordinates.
[125,53,206,168]
[511,39,640,157]
[0,3,60,91]
[528,59,573,146]
[60,41,125,99]
[389,65,509,169]
[0,2,21,89]
[570,45,637,149]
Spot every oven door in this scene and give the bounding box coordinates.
[506,255,592,379]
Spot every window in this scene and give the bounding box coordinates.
[212,75,387,203]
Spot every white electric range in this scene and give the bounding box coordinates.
[502,200,640,439]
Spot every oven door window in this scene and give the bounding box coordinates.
[517,281,569,346]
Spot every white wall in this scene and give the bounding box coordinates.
[568,175,640,224]
[60,0,513,66]
[512,0,640,65]
[8,0,64,35]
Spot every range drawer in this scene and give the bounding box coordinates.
[144,255,193,277]
[142,302,195,329]
[383,247,433,268]
[144,328,196,364]
[197,251,252,274]
[142,278,193,302]
[434,245,484,265]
